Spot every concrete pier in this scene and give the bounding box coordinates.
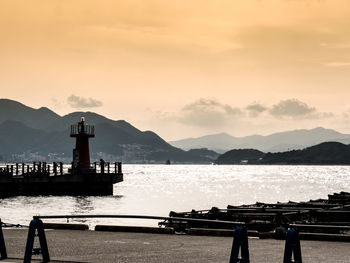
[1,229,350,262]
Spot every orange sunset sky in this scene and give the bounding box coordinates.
[1,0,350,140]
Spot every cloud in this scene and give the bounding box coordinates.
[67,94,103,108]
[246,103,267,117]
[269,99,317,118]
[179,98,242,127]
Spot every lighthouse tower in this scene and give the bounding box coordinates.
[70,117,95,171]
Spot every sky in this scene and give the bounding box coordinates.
[1,0,350,140]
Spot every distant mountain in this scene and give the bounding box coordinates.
[216,149,264,164]
[169,133,237,153]
[260,142,350,165]
[0,99,61,131]
[215,142,350,165]
[0,99,215,163]
[186,148,219,161]
[170,128,350,153]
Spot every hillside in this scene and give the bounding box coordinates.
[216,149,264,164]
[260,142,350,165]
[216,142,350,165]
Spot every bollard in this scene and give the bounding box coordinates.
[283,228,302,263]
[230,226,250,263]
[0,219,7,260]
[24,218,50,263]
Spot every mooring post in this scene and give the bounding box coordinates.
[283,228,302,263]
[0,219,8,260]
[229,226,250,263]
[24,218,50,263]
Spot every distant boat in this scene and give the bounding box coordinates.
[165,160,171,165]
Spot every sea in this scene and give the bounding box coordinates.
[0,164,349,228]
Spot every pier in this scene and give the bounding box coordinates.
[0,118,123,196]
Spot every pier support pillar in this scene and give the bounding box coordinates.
[24,218,50,263]
[0,219,7,260]
[229,226,250,263]
[283,228,302,263]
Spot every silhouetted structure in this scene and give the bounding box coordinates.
[70,117,94,170]
[0,118,123,196]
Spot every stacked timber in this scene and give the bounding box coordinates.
[160,192,350,234]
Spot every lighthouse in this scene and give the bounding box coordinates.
[70,117,95,171]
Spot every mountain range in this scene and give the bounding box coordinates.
[2,98,350,164]
[169,129,350,153]
[0,99,218,163]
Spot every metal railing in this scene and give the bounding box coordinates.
[70,124,94,136]
[0,162,122,178]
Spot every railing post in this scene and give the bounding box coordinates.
[230,226,249,263]
[118,162,122,174]
[60,162,63,175]
[24,218,50,263]
[53,162,57,176]
[283,228,302,263]
[0,219,7,260]
[101,161,105,174]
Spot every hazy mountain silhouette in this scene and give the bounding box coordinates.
[0,99,215,163]
[170,128,350,153]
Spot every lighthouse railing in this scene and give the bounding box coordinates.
[70,124,94,136]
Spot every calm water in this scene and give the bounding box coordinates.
[0,165,349,227]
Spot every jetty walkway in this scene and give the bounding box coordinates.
[1,229,349,262]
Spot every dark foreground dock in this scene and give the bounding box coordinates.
[1,229,350,262]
